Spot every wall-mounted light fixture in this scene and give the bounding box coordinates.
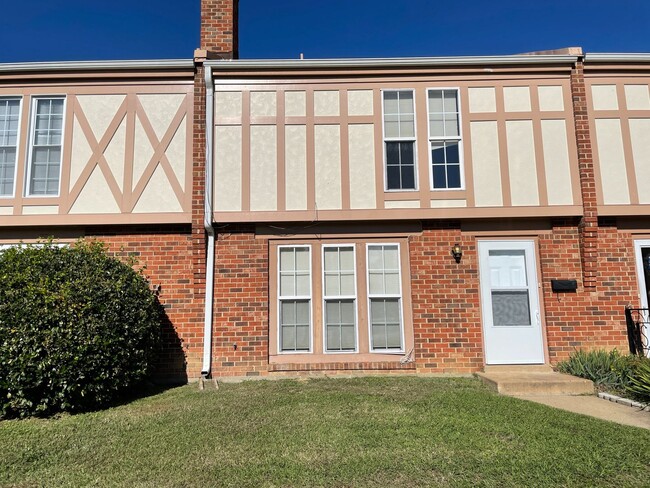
[451,243,462,263]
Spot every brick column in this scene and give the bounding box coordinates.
[201,0,239,57]
[570,58,598,289]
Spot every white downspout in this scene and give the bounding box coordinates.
[201,65,215,378]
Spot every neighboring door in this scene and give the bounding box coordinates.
[632,240,650,354]
[478,240,545,364]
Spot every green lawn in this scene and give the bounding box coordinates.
[1,377,649,487]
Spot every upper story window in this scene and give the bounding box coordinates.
[27,97,65,196]
[428,89,463,190]
[0,98,21,197]
[383,90,416,191]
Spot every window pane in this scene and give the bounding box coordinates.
[296,273,310,296]
[341,325,355,350]
[281,325,296,350]
[325,272,339,296]
[429,116,444,137]
[281,300,296,324]
[386,142,399,165]
[447,164,461,189]
[400,166,415,190]
[433,165,447,189]
[296,325,310,350]
[280,248,295,271]
[445,117,459,137]
[295,247,310,271]
[384,246,399,269]
[340,273,355,295]
[443,91,458,112]
[383,91,398,114]
[431,142,445,164]
[398,92,414,113]
[384,121,399,138]
[386,324,401,349]
[324,247,338,271]
[296,300,310,324]
[280,273,294,296]
[446,142,460,163]
[368,247,383,270]
[327,323,340,350]
[491,291,531,326]
[368,271,384,295]
[400,118,415,138]
[384,271,400,294]
[340,247,354,269]
[428,90,443,112]
[399,141,414,163]
[386,165,401,190]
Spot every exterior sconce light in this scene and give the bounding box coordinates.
[451,243,462,263]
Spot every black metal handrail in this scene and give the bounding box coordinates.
[624,307,649,356]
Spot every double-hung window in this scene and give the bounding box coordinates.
[27,97,65,196]
[278,246,312,352]
[0,98,21,197]
[428,89,462,190]
[367,244,403,351]
[383,90,416,190]
[323,245,357,352]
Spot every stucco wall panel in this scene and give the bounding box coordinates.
[624,85,650,110]
[138,94,185,140]
[503,86,531,112]
[22,206,58,215]
[314,124,342,210]
[69,118,93,191]
[314,91,340,117]
[348,124,376,209]
[214,125,243,211]
[592,85,619,111]
[133,165,183,213]
[69,166,120,214]
[471,121,502,206]
[506,120,539,206]
[348,90,374,116]
[215,91,242,118]
[430,199,467,208]
[76,95,125,141]
[285,125,307,210]
[468,87,496,113]
[629,118,650,204]
[165,118,187,191]
[541,119,573,206]
[103,118,126,192]
[250,91,276,117]
[250,125,278,211]
[133,117,155,190]
[285,91,306,117]
[595,118,630,204]
[538,86,564,112]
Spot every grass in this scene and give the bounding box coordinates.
[1,377,649,487]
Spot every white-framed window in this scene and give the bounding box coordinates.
[0,98,21,197]
[427,89,463,190]
[278,245,312,353]
[382,90,416,191]
[322,245,357,352]
[367,243,404,352]
[26,97,65,197]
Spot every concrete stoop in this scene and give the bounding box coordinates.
[475,365,594,396]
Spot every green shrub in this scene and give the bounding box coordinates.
[556,349,625,389]
[626,357,650,403]
[0,240,162,418]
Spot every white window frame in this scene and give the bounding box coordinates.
[366,242,405,353]
[277,244,313,354]
[426,87,464,191]
[381,89,418,192]
[0,97,23,199]
[25,95,66,198]
[322,244,359,354]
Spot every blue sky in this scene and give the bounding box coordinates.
[1,0,649,62]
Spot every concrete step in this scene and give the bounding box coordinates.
[483,364,554,374]
[476,368,594,396]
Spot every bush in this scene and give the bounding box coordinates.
[0,240,162,418]
[626,357,650,403]
[556,349,625,389]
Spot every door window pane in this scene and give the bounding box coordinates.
[491,290,531,326]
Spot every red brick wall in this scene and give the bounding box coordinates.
[540,219,635,363]
[88,226,200,381]
[200,0,238,56]
[211,226,269,377]
[409,222,484,373]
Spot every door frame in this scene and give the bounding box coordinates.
[477,238,547,365]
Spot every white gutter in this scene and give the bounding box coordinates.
[205,54,578,70]
[585,53,650,63]
[0,59,193,72]
[201,65,216,378]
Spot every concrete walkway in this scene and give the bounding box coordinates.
[514,394,650,430]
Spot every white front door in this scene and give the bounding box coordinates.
[478,240,545,364]
[632,240,650,355]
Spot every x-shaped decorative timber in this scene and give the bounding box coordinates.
[62,93,188,214]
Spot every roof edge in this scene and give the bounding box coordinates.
[585,53,650,63]
[0,59,194,73]
[205,54,579,70]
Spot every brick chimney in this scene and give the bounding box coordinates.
[200,0,239,58]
